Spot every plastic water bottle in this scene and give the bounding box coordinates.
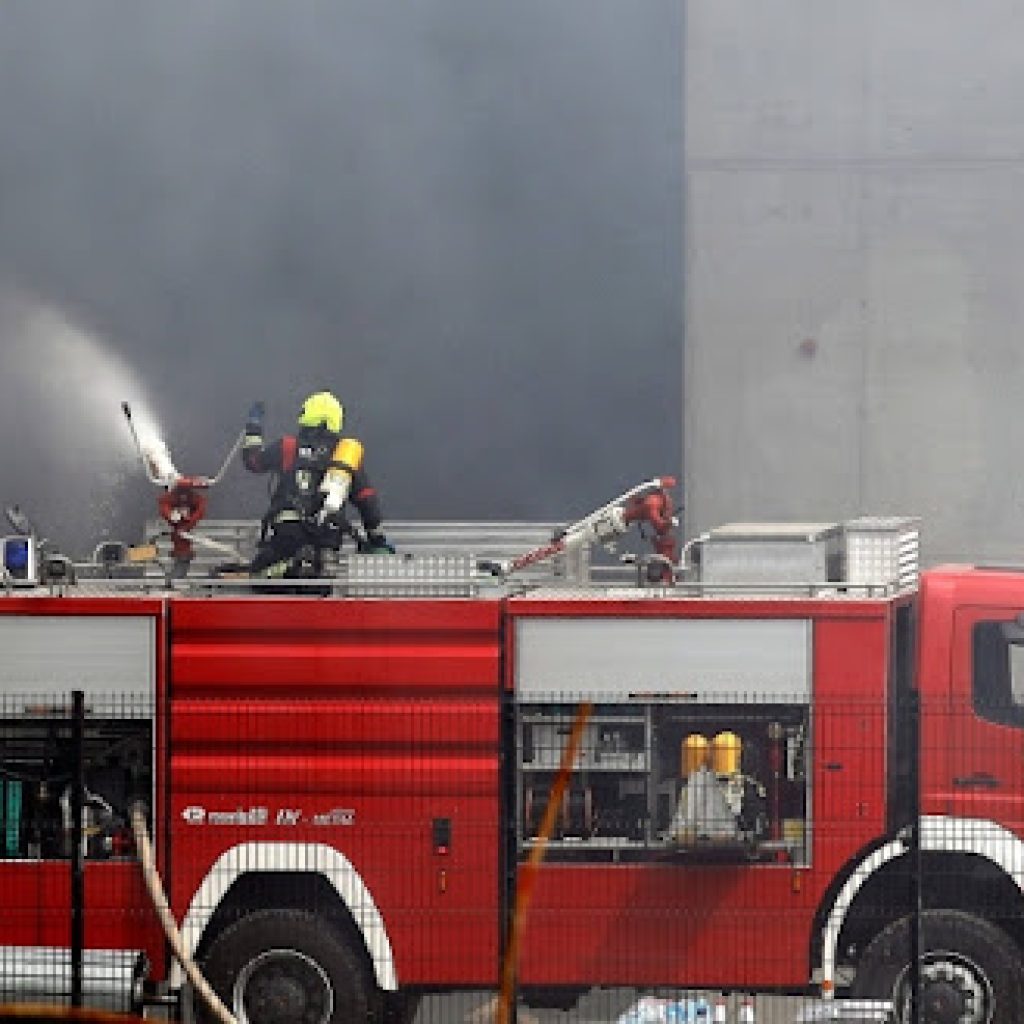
[616,997,668,1023]
[666,998,711,1022]
[737,996,756,1023]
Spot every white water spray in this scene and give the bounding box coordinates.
[124,405,181,486]
[0,288,172,554]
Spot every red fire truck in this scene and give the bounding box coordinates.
[0,511,1022,1024]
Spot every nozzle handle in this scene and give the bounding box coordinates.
[206,430,245,485]
[121,400,164,485]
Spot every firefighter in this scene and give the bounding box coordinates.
[241,391,393,578]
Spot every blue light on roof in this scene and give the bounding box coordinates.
[3,538,30,574]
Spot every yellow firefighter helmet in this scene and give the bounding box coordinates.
[297,391,344,433]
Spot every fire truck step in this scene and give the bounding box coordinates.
[0,947,147,1013]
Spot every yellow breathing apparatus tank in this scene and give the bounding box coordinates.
[682,734,710,776]
[332,437,364,473]
[321,438,364,511]
[711,731,742,776]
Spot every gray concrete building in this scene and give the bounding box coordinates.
[683,1,1024,565]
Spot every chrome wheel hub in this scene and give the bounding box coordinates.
[234,948,334,1024]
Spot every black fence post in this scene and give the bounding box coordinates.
[499,686,518,1024]
[70,689,85,1008]
[909,685,921,1024]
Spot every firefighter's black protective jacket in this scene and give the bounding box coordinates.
[243,425,386,574]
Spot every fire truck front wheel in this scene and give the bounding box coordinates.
[200,908,378,1024]
[850,909,1024,1024]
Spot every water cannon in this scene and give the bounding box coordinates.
[481,477,681,584]
[122,401,241,489]
[122,402,245,572]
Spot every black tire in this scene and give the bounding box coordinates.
[198,908,379,1024]
[850,909,1024,1024]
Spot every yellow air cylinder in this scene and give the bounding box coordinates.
[321,438,365,511]
[711,731,742,776]
[682,734,709,776]
[332,437,364,473]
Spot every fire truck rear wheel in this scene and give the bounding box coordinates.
[850,909,1024,1024]
[200,908,379,1024]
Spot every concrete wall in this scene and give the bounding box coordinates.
[683,1,1024,564]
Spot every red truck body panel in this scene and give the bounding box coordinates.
[5,564,1024,996]
[167,597,502,986]
[0,596,166,971]
[506,596,896,987]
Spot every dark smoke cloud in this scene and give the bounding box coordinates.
[0,1,681,557]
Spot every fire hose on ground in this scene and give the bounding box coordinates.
[129,805,237,1024]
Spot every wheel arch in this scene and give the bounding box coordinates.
[814,816,1024,991]
[170,842,397,993]
[837,851,1024,963]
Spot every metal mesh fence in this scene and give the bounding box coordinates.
[0,690,151,1014]
[1,666,1023,1023]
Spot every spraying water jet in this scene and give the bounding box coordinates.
[0,287,174,556]
[121,402,245,573]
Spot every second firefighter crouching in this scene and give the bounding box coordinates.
[241,391,393,578]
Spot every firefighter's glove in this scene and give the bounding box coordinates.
[361,530,395,555]
[245,400,266,436]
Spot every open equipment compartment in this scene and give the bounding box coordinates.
[0,611,156,861]
[513,611,813,864]
[0,700,153,860]
[516,699,809,864]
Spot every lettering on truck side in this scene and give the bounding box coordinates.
[179,805,356,827]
